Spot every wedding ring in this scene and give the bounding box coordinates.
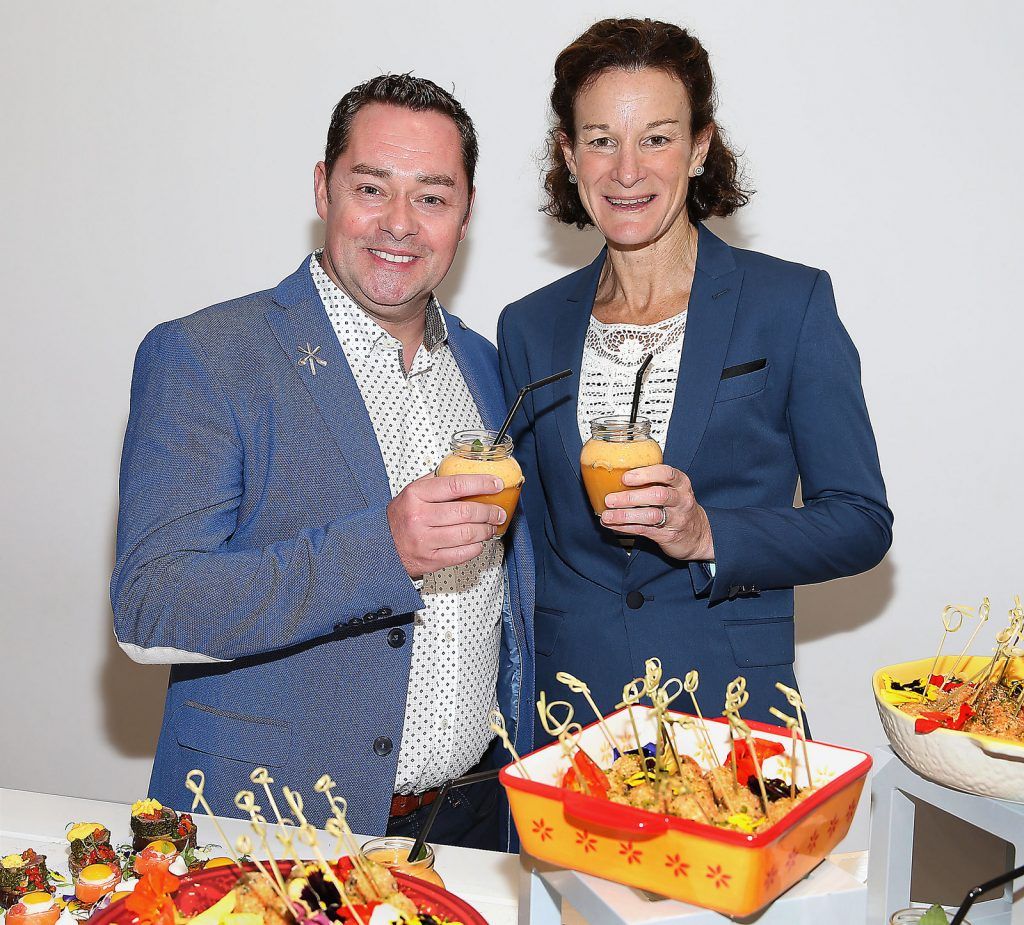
[654,506,668,528]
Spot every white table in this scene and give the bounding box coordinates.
[0,788,874,925]
[0,788,518,925]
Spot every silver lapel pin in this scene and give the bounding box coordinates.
[297,343,328,376]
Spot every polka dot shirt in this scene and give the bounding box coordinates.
[309,253,504,793]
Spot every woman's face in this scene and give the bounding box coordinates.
[562,68,710,249]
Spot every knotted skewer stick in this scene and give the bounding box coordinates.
[926,605,967,688]
[945,600,987,687]
[724,677,749,779]
[283,786,382,906]
[969,629,1021,704]
[997,597,1024,684]
[683,670,719,762]
[774,683,813,785]
[555,671,623,756]
[488,707,531,780]
[726,710,769,814]
[250,768,301,864]
[769,707,800,798]
[232,831,292,910]
[538,694,593,795]
[313,776,375,888]
[234,791,289,899]
[653,678,684,773]
[185,770,242,865]
[616,678,648,757]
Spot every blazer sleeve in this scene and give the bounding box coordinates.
[110,320,423,664]
[703,270,893,603]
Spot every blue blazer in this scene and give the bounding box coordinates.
[498,224,891,733]
[111,259,535,845]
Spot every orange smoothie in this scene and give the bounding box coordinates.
[436,430,523,537]
[580,416,662,515]
[361,838,445,888]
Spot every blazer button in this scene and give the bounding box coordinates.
[387,627,406,648]
[625,590,645,610]
[379,607,393,617]
[373,736,393,757]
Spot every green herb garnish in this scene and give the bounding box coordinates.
[919,904,950,925]
[472,438,485,450]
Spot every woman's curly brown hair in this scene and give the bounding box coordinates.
[543,18,752,229]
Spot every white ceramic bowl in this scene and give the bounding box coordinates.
[873,656,1024,803]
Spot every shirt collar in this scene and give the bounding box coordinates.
[308,251,448,358]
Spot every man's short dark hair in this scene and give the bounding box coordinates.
[325,73,478,190]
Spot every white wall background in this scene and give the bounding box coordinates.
[3,0,1023,860]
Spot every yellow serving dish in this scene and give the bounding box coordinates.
[873,655,1024,802]
[501,705,871,917]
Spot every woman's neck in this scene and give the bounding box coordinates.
[594,221,699,324]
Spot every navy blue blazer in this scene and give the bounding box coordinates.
[111,259,535,844]
[498,224,891,733]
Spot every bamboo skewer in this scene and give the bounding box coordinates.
[233,791,289,901]
[769,707,800,799]
[488,707,532,780]
[926,605,967,688]
[945,600,987,685]
[616,678,648,757]
[684,670,719,763]
[555,671,624,756]
[774,683,813,787]
[249,769,302,867]
[184,770,243,865]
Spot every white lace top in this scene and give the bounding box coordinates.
[576,310,688,448]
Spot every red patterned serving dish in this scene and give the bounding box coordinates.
[85,861,485,925]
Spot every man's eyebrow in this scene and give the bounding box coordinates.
[417,173,456,188]
[350,163,391,179]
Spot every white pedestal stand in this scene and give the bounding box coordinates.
[867,747,1024,924]
[518,853,866,924]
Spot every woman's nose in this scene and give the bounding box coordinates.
[612,148,643,187]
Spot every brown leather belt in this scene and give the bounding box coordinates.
[390,788,442,818]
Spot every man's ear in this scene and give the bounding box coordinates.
[459,187,476,241]
[314,161,330,219]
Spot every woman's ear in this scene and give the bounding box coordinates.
[558,132,578,180]
[691,124,714,174]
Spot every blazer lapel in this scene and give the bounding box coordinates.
[552,249,607,483]
[661,224,743,475]
[265,261,392,508]
[444,311,501,431]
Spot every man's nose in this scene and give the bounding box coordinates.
[380,195,417,240]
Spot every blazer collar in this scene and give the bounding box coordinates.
[265,259,391,507]
[551,223,743,483]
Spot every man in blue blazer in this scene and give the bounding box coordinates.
[111,75,534,850]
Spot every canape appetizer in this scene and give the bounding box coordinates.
[73,863,120,905]
[130,799,197,852]
[0,852,53,910]
[3,892,61,925]
[66,823,120,879]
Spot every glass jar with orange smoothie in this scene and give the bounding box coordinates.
[435,429,523,537]
[360,837,445,889]
[580,416,663,516]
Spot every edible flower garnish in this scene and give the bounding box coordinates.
[125,868,180,925]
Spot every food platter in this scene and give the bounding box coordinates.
[86,862,486,925]
[874,655,1024,803]
[501,704,871,917]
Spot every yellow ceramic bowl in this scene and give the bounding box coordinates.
[501,705,871,917]
[873,655,1024,802]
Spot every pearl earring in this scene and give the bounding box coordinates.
[693,165,705,177]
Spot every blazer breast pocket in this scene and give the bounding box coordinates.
[534,606,566,657]
[175,699,291,767]
[715,359,769,402]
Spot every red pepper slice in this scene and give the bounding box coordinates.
[572,750,610,796]
[726,738,786,784]
[914,702,975,734]
[334,856,356,879]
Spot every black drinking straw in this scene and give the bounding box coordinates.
[950,862,1024,925]
[629,353,655,425]
[493,369,572,445]
[408,767,501,862]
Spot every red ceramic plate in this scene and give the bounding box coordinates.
[86,861,485,925]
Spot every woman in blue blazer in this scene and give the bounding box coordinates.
[498,18,892,733]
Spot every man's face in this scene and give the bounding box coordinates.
[314,103,474,325]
